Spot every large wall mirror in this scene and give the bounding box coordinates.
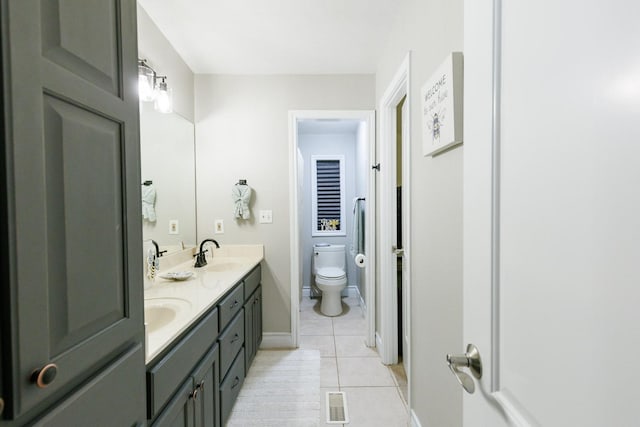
[140,103,196,253]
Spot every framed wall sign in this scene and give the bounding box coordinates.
[421,52,463,156]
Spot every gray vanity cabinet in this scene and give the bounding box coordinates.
[1,1,145,426]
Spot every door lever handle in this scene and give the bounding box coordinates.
[446,344,482,394]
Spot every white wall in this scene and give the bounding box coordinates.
[298,132,357,295]
[137,4,194,121]
[375,0,464,425]
[194,74,375,333]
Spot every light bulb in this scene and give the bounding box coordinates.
[154,79,172,113]
[138,61,156,102]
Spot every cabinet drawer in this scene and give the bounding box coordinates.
[147,308,218,419]
[243,264,261,301]
[218,312,244,375]
[219,348,245,427]
[219,283,244,329]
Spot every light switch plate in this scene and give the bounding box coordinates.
[169,219,179,234]
[259,210,273,224]
[215,219,224,234]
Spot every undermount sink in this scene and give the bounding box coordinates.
[144,297,191,333]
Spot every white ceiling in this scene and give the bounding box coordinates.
[137,0,403,75]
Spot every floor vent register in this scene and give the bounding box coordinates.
[326,391,350,424]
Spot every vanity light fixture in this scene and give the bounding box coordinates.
[138,58,173,113]
[154,76,173,114]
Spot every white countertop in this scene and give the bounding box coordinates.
[144,244,264,364]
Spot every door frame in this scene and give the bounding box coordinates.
[378,52,411,372]
[288,110,377,348]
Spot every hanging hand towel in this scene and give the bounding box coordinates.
[142,184,157,222]
[232,184,252,219]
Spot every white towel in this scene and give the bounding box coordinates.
[141,184,157,222]
[232,184,252,219]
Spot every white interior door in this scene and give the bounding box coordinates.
[463,1,640,425]
[400,99,410,360]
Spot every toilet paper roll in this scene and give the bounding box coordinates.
[355,253,367,268]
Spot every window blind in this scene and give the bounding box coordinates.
[316,159,341,231]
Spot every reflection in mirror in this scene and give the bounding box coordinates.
[140,103,196,254]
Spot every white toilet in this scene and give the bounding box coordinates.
[313,243,347,316]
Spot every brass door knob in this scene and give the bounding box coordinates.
[31,363,58,388]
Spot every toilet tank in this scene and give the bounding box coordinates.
[313,244,345,273]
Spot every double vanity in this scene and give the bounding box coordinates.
[144,244,264,426]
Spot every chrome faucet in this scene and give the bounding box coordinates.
[194,238,220,268]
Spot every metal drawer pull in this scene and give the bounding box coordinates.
[199,380,205,392]
[190,383,202,400]
[446,344,482,394]
[231,376,240,389]
[230,333,240,343]
[31,363,58,389]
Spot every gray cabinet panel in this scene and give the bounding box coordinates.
[151,379,193,427]
[40,0,121,96]
[32,344,145,427]
[192,345,220,427]
[244,285,263,373]
[147,308,218,419]
[43,95,126,356]
[218,283,244,330]
[219,349,245,427]
[243,264,261,300]
[218,313,244,375]
[1,0,143,421]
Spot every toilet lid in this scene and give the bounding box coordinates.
[317,267,346,280]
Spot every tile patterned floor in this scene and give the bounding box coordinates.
[299,296,409,427]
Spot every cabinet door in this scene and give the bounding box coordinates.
[2,0,143,419]
[151,379,194,427]
[192,345,220,427]
[253,286,263,352]
[243,298,255,372]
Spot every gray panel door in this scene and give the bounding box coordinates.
[2,0,143,418]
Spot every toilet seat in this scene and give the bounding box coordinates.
[316,267,346,280]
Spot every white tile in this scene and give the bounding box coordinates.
[332,315,366,336]
[334,335,378,358]
[300,315,334,336]
[320,357,339,387]
[336,357,395,387]
[320,388,343,427]
[299,335,336,357]
[340,387,409,427]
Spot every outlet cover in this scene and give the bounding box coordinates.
[259,210,273,224]
[215,219,224,234]
[169,219,179,235]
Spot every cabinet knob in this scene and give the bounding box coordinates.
[31,363,58,388]
[0,397,4,415]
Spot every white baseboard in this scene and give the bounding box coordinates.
[354,285,366,311]
[376,332,383,352]
[410,410,423,427]
[259,333,294,349]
